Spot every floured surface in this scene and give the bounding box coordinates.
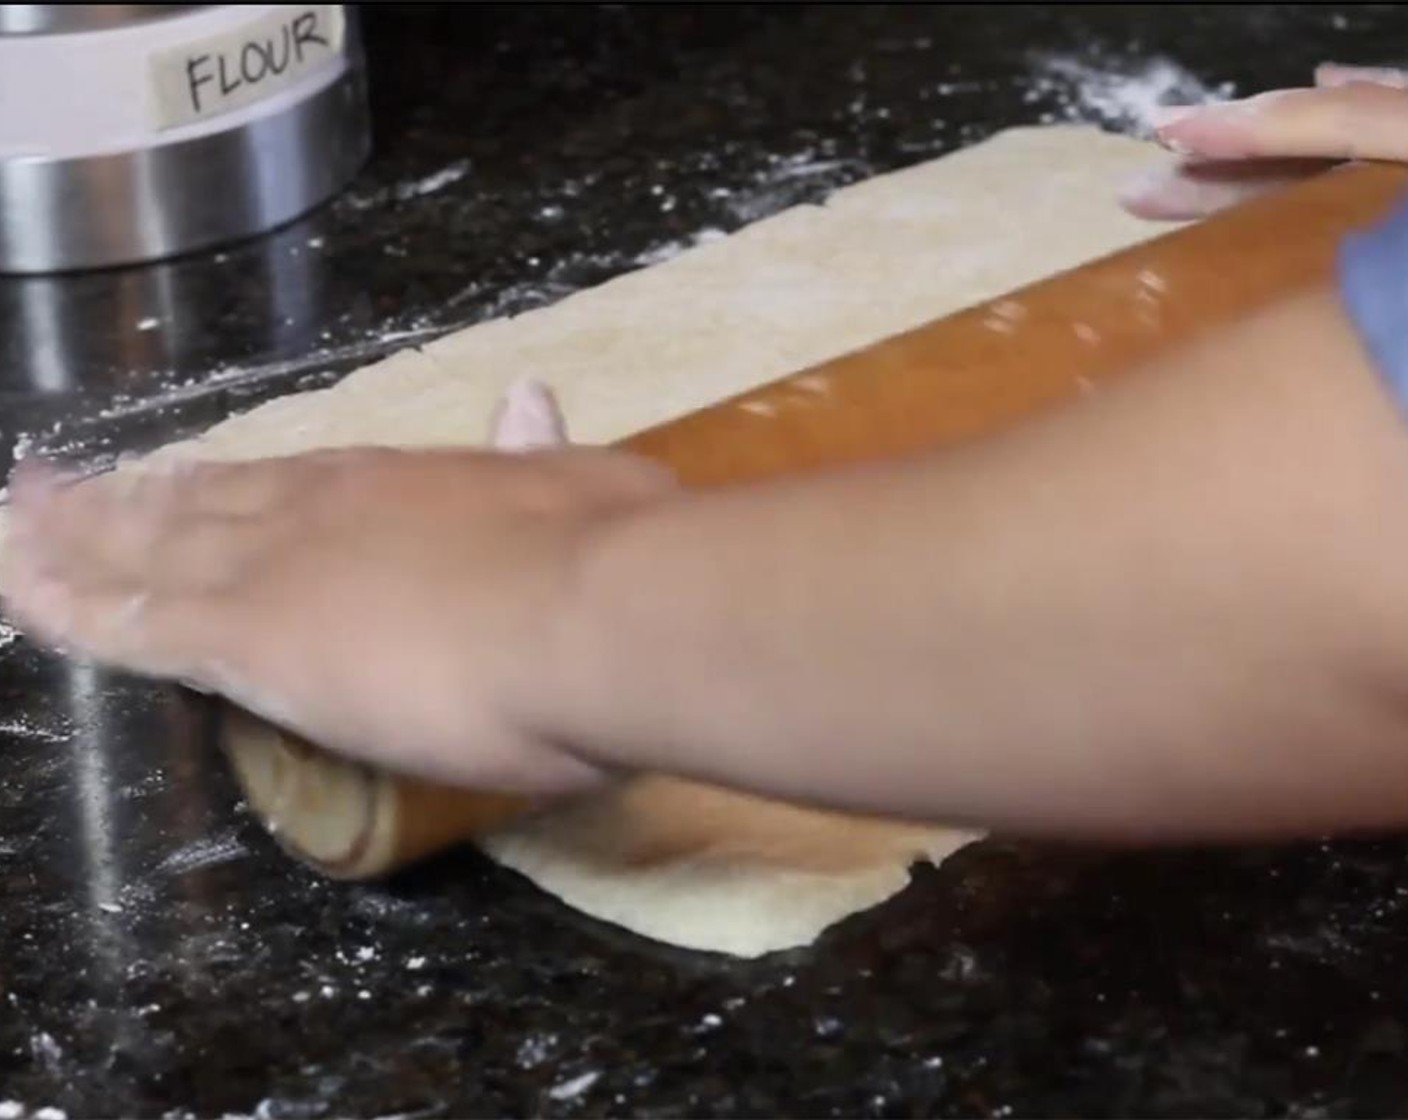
[6,125,1179,955]
[126,124,1177,466]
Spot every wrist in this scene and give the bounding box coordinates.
[510,496,674,776]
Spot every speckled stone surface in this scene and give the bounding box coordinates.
[4,5,1408,1117]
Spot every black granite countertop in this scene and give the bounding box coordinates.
[5,5,1408,1117]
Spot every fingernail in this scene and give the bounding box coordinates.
[491,377,569,451]
[1147,105,1211,154]
[1150,105,1201,132]
[1315,63,1352,88]
[1317,62,1408,89]
[1151,95,1270,132]
[1148,95,1279,158]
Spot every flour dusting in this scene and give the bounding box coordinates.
[719,149,871,224]
[547,1071,601,1102]
[157,831,249,875]
[633,227,728,268]
[1026,54,1235,134]
[0,715,70,744]
[343,160,473,210]
[394,159,472,201]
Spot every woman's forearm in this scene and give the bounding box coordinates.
[546,285,1408,841]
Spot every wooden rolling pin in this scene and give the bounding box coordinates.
[221,160,1408,879]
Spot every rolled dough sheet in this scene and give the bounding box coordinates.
[9,125,1182,956]
[482,778,968,957]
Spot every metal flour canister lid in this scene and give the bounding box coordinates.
[0,6,207,35]
[0,4,371,273]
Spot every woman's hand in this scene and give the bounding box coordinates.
[0,381,676,796]
[1122,64,1408,220]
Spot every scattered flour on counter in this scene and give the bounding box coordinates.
[1026,54,1235,134]
[84,322,451,427]
[394,159,472,201]
[31,1032,63,1071]
[157,831,249,876]
[547,1071,601,1102]
[0,316,458,492]
[338,944,379,967]
[0,716,70,744]
[633,227,728,267]
[345,160,473,209]
[720,149,871,223]
[8,430,35,465]
[517,1034,555,1068]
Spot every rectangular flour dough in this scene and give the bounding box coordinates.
[16,126,1183,956]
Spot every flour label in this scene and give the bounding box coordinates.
[149,5,346,130]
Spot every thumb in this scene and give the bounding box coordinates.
[1119,156,1333,221]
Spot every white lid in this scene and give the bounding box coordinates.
[0,4,349,159]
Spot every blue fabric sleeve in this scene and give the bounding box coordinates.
[1339,192,1408,409]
